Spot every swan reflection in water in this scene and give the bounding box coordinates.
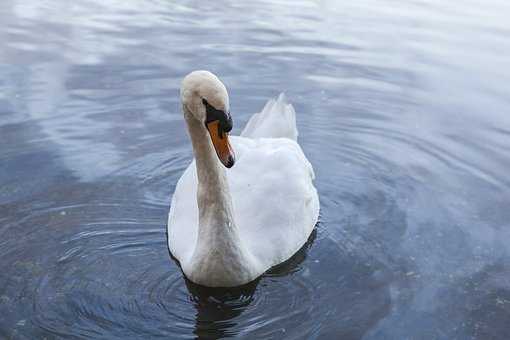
[179,228,317,339]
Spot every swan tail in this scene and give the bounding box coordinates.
[241,93,298,141]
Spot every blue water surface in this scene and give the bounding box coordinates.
[1,0,510,339]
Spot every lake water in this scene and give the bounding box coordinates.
[1,0,510,339]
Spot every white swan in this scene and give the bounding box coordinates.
[168,71,319,287]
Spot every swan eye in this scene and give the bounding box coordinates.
[203,98,233,136]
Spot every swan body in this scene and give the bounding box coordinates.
[168,71,319,287]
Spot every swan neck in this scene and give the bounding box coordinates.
[184,106,235,230]
[181,105,260,286]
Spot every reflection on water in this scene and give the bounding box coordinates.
[1,0,510,338]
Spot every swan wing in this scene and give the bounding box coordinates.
[229,137,319,268]
[241,93,298,141]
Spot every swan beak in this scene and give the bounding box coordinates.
[206,120,235,168]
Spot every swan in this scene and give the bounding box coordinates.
[168,70,319,287]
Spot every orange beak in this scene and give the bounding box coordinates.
[206,120,235,168]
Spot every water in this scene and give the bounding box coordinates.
[1,0,509,338]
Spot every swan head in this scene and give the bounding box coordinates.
[181,70,235,168]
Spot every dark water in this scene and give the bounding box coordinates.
[1,0,510,339]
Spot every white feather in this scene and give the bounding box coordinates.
[241,93,298,141]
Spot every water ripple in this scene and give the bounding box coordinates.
[1,0,510,338]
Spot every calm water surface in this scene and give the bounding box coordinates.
[1,0,510,339]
